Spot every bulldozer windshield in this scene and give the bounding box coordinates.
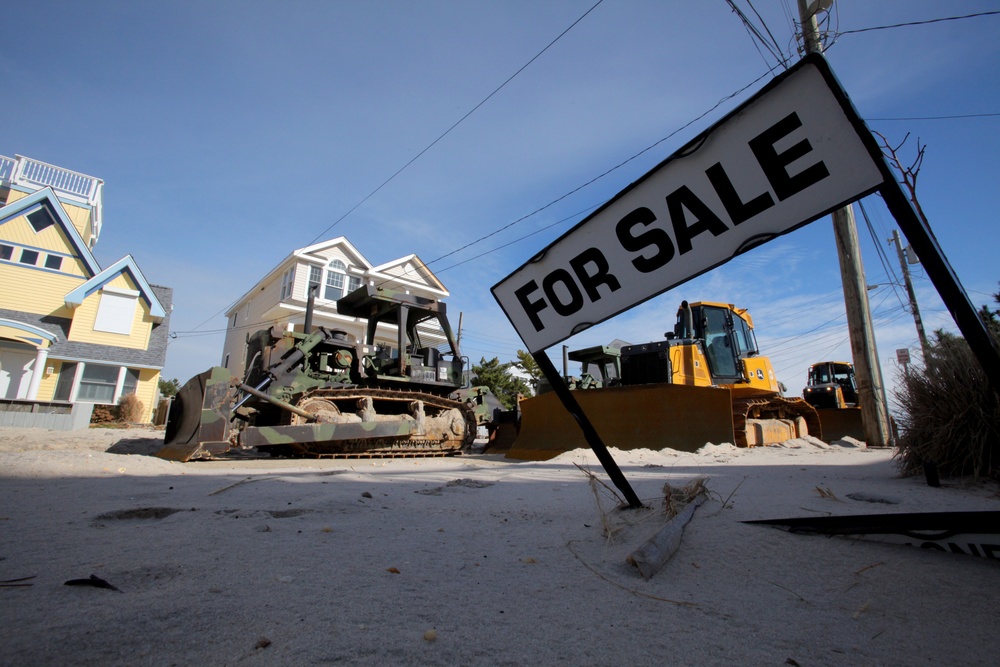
[698,305,741,380]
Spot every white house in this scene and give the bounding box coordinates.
[220,237,451,379]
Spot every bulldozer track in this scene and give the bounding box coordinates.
[249,386,480,457]
[731,395,823,448]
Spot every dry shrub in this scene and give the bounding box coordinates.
[117,393,145,424]
[894,332,1000,479]
[88,394,146,426]
[89,405,118,424]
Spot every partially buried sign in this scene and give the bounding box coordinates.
[493,54,886,353]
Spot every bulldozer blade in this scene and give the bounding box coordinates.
[505,384,736,461]
[814,407,865,443]
[156,368,236,462]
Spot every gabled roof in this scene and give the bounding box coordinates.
[0,187,101,277]
[295,236,373,269]
[227,237,376,316]
[64,255,167,322]
[370,254,447,295]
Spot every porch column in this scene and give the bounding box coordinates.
[25,347,49,400]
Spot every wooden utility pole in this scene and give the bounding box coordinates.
[797,0,892,447]
[891,229,932,359]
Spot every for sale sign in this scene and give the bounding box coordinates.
[493,54,886,352]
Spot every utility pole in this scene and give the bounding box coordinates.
[891,229,932,359]
[797,0,892,448]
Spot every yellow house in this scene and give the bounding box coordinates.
[0,155,171,425]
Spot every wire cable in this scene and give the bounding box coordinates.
[837,10,1000,35]
[304,0,607,247]
[868,112,1000,121]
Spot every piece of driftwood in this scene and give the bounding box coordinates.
[627,495,706,579]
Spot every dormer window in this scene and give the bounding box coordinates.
[324,260,347,301]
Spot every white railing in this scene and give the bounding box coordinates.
[0,156,14,181]
[1,154,104,245]
[12,155,103,203]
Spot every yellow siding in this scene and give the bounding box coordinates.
[1,213,91,277]
[0,215,86,276]
[4,190,27,204]
[133,369,160,423]
[35,359,63,400]
[61,202,93,240]
[0,263,82,316]
[67,273,152,349]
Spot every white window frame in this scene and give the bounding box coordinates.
[76,363,121,403]
[308,266,323,298]
[280,267,295,300]
[324,260,347,301]
[347,275,362,294]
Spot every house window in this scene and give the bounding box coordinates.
[122,368,140,396]
[223,353,230,369]
[77,364,120,403]
[19,249,38,265]
[53,362,77,401]
[324,260,347,301]
[232,312,238,328]
[27,207,56,233]
[94,290,138,335]
[0,244,12,261]
[308,266,322,298]
[280,267,295,300]
[45,255,63,270]
[348,275,362,294]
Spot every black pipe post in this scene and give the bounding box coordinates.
[533,349,644,509]
[303,284,318,335]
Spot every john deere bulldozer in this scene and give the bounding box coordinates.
[504,300,822,460]
[802,360,865,442]
[157,285,502,461]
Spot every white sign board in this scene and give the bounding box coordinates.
[493,55,886,352]
[896,348,911,365]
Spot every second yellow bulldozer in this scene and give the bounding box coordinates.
[503,300,822,460]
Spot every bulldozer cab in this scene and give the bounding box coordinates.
[677,302,760,383]
[568,345,621,389]
[806,362,858,405]
[337,284,465,387]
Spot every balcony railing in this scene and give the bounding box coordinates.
[0,154,104,244]
[0,156,14,181]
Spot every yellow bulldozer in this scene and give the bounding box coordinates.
[503,300,822,460]
[801,360,866,442]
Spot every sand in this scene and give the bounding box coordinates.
[0,427,997,666]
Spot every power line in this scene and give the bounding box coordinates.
[413,65,782,276]
[868,112,1000,121]
[173,2,607,339]
[304,0,607,247]
[744,0,788,63]
[838,10,1000,35]
[725,0,789,69]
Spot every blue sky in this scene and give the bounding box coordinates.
[4,1,999,410]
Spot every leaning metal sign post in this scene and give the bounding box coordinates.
[492,53,1000,507]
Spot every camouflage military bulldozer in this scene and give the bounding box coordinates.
[157,285,503,461]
